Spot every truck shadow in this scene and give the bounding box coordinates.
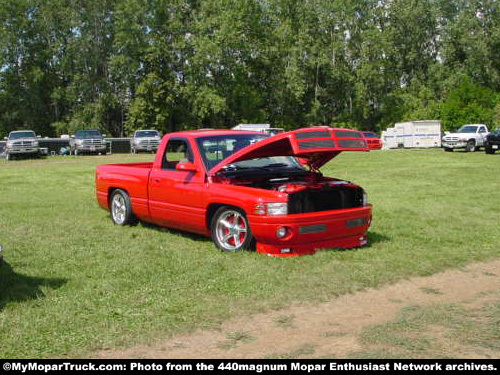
[0,260,67,312]
[139,221,208,242]
[367,231,391,245]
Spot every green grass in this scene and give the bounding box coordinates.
[0,149,499,358]
[349,298,500,359]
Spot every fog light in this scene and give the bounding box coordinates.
[276,227,288,238]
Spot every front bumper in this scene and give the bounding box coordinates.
[442,141,467,149]
[248,205,372,256]
[7,148,40,155]
[76,145,106,152]
[485,140,500,147]
[133,144,159,151]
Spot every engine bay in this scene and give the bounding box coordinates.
[214,173,365,214]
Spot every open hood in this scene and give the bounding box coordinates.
[209,127,369,175]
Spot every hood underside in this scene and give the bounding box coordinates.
[209,127,369,175]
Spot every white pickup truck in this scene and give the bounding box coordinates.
[442,124,489,152]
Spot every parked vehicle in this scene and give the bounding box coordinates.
[362,131,382,150]
[71,130,106,155]
[95,127,372,257]
[130,130,161,153]
[442,124,489,152]
[4,130,41,160]
[484,128,500,154]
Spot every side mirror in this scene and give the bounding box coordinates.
[37,135,41,138]
[3,137,7,141]
[102,134,107,138]
[70,135,75,139]
[175,161,198,172]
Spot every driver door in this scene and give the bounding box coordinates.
[148,138,207,234]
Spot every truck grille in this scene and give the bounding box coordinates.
[444,136,459,142]
[138,139,159,147]
[11,140,35,150]
[82,139,103,147]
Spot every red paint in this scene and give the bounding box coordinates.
[95,127,372,256]
[362,131,383,150]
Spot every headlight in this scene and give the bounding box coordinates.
[458,138,469,142]
[363,191,368,206]
[133,139,140,144]
[75,140,83,145]
[266,202,288,216]
[6,141,13,147]
[33,141,39,147]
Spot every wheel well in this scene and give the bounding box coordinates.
[107,187,128,207]
[206,203,246,230]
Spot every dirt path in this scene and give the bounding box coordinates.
[98,259,500,359]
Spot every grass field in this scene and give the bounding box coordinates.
[0,149,499,358]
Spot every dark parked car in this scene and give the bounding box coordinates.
[485,128,500,154]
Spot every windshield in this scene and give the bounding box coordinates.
[74,130,102,138]
[9,131,36,139]
[135,130,159,138]
[457,125,478,133]
[227,156,303,171]
[363,132,378,138]
[196,133,304,172]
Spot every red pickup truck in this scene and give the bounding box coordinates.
[95,127,372,256]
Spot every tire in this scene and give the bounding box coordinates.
[485,146,496,154]
[444,147,453,152]
[211,206,253,252]
[110,189,137,225]
[465,140,476,152]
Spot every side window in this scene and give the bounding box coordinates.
[162,139,193,170]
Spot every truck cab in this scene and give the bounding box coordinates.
[4,130,41,160]
[442,124,489,152]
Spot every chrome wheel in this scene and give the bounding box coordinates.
[111,193,127,225]
[215,210,249,251]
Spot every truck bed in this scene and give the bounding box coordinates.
[95,162,154,220]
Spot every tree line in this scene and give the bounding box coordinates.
[1,0,500,137]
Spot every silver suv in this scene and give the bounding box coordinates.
[4,130,41,160]
[130,130,160,153]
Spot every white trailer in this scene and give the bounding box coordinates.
[385,120,441,149]
[232,124,284,135]
[381,128,397,149]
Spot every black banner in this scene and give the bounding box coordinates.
[0,360,498,374]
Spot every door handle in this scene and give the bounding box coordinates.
[154,178,160,184]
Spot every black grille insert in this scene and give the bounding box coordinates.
[298,140,334,150]
[296,130,330,139]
